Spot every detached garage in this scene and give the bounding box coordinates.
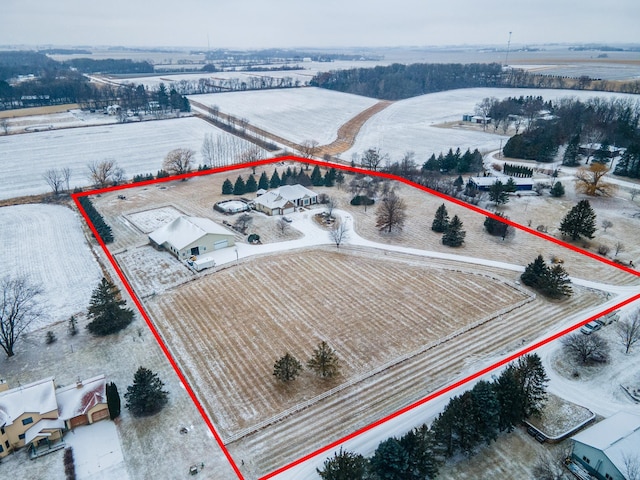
[149,216,236,260]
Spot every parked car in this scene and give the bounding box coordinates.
[580,321,602,335]
[282,216,292,223]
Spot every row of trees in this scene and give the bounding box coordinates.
[222,166,344,195]
[421,148,484,175]
[318,354,549,479]
[521,255,573,299]
[431,204,466,247]
[273,341,340,382]
[78,196,113,243]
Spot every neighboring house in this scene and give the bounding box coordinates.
[149,216,235,260]
[570,411,640,480]
[0,375,109,459]
[254,184,318,216]
[468,176,534,192]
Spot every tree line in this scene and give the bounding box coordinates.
[221,165,344,195]
[318,354,549,479]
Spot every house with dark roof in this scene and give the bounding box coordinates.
[0,375,109,459]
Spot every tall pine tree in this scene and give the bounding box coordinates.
[442,215,466,247]
[86,278,134,336]
[269,169,281,189]
[124,367,169,417]
[273,353,302,382]
[245,174,258,193]
[106,382,121,420]
[221,178,233,194]
[431,204,449,233]
[559,199,597,241]
[258,171,270,190]
[317,448,368,480]
[233,175,246,195]
[307,341,340,378]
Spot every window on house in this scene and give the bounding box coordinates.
[4,440,8,449]
[22,417,33,425]
[18,433,25,440]
[0,444,3,453]
[1,426,4,434]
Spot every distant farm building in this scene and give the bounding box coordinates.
[468,176,534,192]
[569,411,640,480]
[578,143,624,158]
[462,114,491,125]
[0,375,108,459]
[149,216,235,259]
[254,184,318,216]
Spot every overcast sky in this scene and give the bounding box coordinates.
[2,0,639,49]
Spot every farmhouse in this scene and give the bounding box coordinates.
[0,375,108,459]
[569,411,640,480]
[468,176,534,191]
[253,184,318,216]
[149,216,235,259]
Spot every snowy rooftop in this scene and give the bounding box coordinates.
[56,374,106,421]
[24,418,65,445]
[0,377,57,427]
[254,184,317,209]
[149,216,234,250]
[572,411,640,473]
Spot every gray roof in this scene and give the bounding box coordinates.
[149,216,234,250]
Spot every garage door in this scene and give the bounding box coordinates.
[91,409,110,423]
[213,239,228,250]
[69,416,88,428]
[283,207,295,214]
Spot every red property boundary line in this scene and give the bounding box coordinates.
[72,155,640,480]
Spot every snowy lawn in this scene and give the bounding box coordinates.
[0,116,261,200]
[64,421,128,480]
[344,87,640,161]
[189,87,379,145]
[0,203,102,331]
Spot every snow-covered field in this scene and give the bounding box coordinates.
[0,116,262,200]
[344,87,640,161]
[0,203,102,330]
[1,108,118,134]
[189,87,379,145]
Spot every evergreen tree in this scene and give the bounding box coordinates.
[269,169,281,188]
[504,177,518,193]
[453,175,464,189]
[311,165,324,186]
[515,354,549,418]
[273,353,302,382]
[544,264,573,298]
[483,211,510,239]
[221,178,233,195]
[559,199,597,241]
[399,425,440,480]
[442,215,466,247]
[86,278,134,336]
[317,448,368,480]
[324,168,337,187]
[245,174,258,193]
[431,204,449,233]
[549,181,565,197]
[335,170,345,188]
[422,154,439,171]
[106,382,121,420]
[488,180,509,205]
[469,380,500,445]
[68,315,78,336]
[307,341,340,378]
[258,171,269,190]
[369,437,409,480]
[562,134,581,166]
[521,255,548,289]
[233,175,246,195]
[494,365,525,432]
[593,139,611,165]
[124,367,169,417]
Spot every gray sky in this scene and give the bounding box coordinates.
[2,0,639,49]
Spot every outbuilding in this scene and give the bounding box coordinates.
[468,176,534,192]
[149,216,236,260]
[570,411,640,480]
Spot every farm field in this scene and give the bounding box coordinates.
[190,87,379,145]
[0,116,267,201]
[343,87,640,161]
[0,203,103,331]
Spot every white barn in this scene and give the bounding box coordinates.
[149,216,235,260]
[254,184,318,216]
[570,411,640,480]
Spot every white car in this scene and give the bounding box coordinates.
[580,321,602,335]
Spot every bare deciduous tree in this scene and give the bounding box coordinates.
[616,311,640,354]
[44,168,65,195]
[325,197,337,219]
[299,139,319,159]
[630,189,640,202]
[622,453,640,480]
[375,191,407,233]
[0,118,8,135]
[234,214,253,234]
[329,221,349,249]
[601,220,613,232]
[562,332,610,364]
[276,217,289,235]
[88,159,117,188]
[360,148,387,171]
[201,133,216,167]
[614,241,624,257]
[0,276,44,357]
[163,148,195,177]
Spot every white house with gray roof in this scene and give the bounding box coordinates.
[253,184,318,216]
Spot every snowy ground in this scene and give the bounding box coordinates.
[0,203,103,331]
[189,87,379,145]
[0,108,119,134]
[343,87,640,162]
[0,116,262,201]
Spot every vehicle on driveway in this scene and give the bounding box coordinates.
[580,321,602,335]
